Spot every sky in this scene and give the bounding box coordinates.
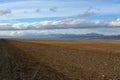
[0,0,120,38]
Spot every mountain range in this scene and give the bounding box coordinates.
[7,33,120,39]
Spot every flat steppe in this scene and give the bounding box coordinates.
[1,39,120,80]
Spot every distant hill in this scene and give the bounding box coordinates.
[1,33,120,39]
[47,33,120,39]
[56,33,120,39]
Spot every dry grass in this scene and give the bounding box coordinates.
[14,39,120,55]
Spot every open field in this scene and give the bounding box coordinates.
[1,39,120,80]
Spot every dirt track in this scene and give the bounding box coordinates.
[0,39,71,80]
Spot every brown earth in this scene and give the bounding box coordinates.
[1,39,120,80]
[0,39,71,80]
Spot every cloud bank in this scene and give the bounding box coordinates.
[0,17,120,30]
[1,28,120,38]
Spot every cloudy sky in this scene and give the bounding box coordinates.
[0,0,120,38]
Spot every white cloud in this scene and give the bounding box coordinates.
[0,23,12,30]
[0,18,120,31]
[108,17,120,26]
[0,31,25,37]
[1,17,120,37]
[12,23,31,29]
[1,27,120,37]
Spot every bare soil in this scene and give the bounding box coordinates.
[1,39,120,80]
[0,39,71,80]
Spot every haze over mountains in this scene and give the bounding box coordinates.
[1,33,120,39]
